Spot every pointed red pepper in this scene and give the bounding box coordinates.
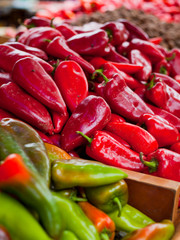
[51,110,69,133]
[0,82,54,134]
[104,44,129,63]
[46,36,95,73]
[55,23,77,39]
[60,95,111,152]
[77,130,146,172]
[12,57,67,114]
[139,113,179,147]
[54,60,88,112]
[105,122,158,155]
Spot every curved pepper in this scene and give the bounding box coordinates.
[79,201,116,240]
[0,153,62,239]
[51,158,128,190]
[51,110,69,133]
[108,204,154,233]
[12,57,67,114]
[105,122,158,155]
[0,44,53,74]
[0,118,50,184]
[61,230,79,240]
[104,44,129,63]
[0,192,51,240]
[55,23,77,39]
[60,95,111,152]
[170,142,180,154]
[24,16,51,28]
[0,83,54,134]
[0,72,12,87]
[54,60,88,112]
[121,220,174,240]
[85,180,128,215]
[53,192,101,240]
[78,131,146,172]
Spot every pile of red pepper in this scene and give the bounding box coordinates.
[1,16,180,183]
[35,0,180,23]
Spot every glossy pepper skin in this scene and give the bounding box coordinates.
[0,192,51,240]
[106,122,158,155]
[67,29,109,56]
[0,72,12,87]
[0,109,14,121]
[24,16,51,27]
[104,44,129,63]
[4,41,48,60]
[121,220,174,240]
[145,79,180,118]
[55,23,77,39]
[0,82,54,134]
[139,113,179,147]
[60,95,111,152]
[85,180,128,215]
[141,149,180,182]
[0,118,50,185]
[54,60,88,112]
[46,36,95,74]
[12,57,67,115]
[18,26,62,51]
[51,158,128,190]
[129,49,152,82]
[0,153,62,239]
[79,201,116,240]
[51,110,69,133]
[108,204,154,233]
[78,130,145,172]
[94,72,153,123]
[53,192,101,240]
[100,21,129,46]
[0,44,53,74]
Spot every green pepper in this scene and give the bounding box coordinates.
[0,153,62,239]
[85,180,128,216]
[0,118,50,185]
[121,220,175,240]
[52,192,101,240]
[0,192,52,240]
[108,204,154,233]
[61,230,79,240]
[51,158,128,190]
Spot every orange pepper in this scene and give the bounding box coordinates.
[44,143,71,162]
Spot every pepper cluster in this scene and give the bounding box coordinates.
[0,118,175,239]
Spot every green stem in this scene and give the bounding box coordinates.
[76,131,93,144]
[100,232,110,240]
[166,52,176,61]
[113,197,122,217]
[71,196,87,202]
[50,18,55,28]
[92,69,109,83]
[147,73,156,90]
[139,152,158,173]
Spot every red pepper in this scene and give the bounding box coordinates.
[145,78,180,118]
[106,122,158,155]
[0,82,54,134]
[55,23,77,39]
[153,73,180,93]
[108,62,144,75]
[153,59,171,75]
[35,129,54,145]
[170,142,180,154]
[79,201,115,240]
[147,103,180,131]
[49,134,61,148]
[4,42,48,60]
[94,71,153,123]
[129,49,152,82]
[134,85,147,101]
[46,36,95,74]
[166,48,180,77]
[0,44,53,74]
[18,27,62,51]
[0,72,12,87]
[104,44,129,63]
[130,38,165,63]
[0,109,14,121]
[109,113,126,124]
[90,57,107,69]
[54,60,88,112]
[12,57,67,114]
[67,29,110,56]
[60,95,111,152]
[24,16,51,27]
[118,19,149,41]
[51,110,69,133]
[78,130,146,172]
[139,113,179,147]
[140,149,180,182]
[149,37,162,45]
[100,21,129,46]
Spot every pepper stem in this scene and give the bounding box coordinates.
[71,196,87,202]
[113,197,122,217]
[147,74,156,90]
[92,69,109,83]
[76,131,93,144]
[166,52,176,61]
[139,152,158,173]
[100,233,110,240]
